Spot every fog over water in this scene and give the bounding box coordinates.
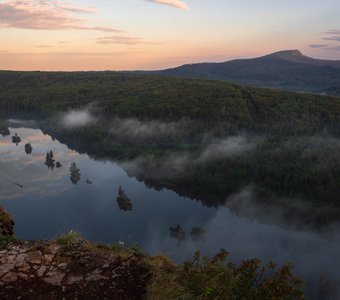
[0,124,339,299]
[60,109,96,128]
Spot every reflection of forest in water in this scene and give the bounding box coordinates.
[0,127,10,137]
[1,122,340,299]
[0,123,212,246]
[116,186,133,211]
[0,123,93,190]
[1,120,219,211]
[11,130,83,186]
[169,225,205,243]
[0,122,211,250]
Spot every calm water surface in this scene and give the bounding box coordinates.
[0,122,339,299]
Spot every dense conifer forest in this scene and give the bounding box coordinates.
[1,71,339,224]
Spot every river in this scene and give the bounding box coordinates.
[0,121,339,299]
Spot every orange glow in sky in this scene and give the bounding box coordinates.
[0,0,340,71]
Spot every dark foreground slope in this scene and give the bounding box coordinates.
[148,50,340,92]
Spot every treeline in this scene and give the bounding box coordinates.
[1,71,340,223]
[0,71,339,135]
[41,122,340,224]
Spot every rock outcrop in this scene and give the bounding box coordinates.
[0,239,151,299]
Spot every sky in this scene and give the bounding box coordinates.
[0,0,340,71]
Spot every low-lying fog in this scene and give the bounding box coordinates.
[1,118,340,299]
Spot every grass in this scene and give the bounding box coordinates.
[54,231,136,258]
[54,230,82,246]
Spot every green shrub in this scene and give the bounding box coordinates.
[148,249,304,300]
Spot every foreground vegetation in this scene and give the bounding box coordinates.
[0,221,304,299]
[148,249,303,300]
[0,71,339,223]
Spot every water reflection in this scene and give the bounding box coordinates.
[190,226,205,242]
[0,124,339,299]
[69,162,81,184]
[0,127,10,137]
[12,133,21,146]
[116,186,133,211]
[169,225,186,242]
[0,127,77,200]
[45,151,55,170]
[24,143,33,155]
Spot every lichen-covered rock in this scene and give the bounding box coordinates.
[0,240,151,299]
[0,206,14,236]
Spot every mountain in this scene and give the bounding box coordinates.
[264,50,340,67]
[147,50,340,92]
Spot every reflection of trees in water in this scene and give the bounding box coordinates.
[25,143,33,154]
[12,133,21,146]
[169,225,186,242]
[116,186,133,211]
[0,127,10,137]
[45,151,55,170]
[70,162,81,184]
[190,226,205,242]
[169,225,205,243]
[317,274,340,300]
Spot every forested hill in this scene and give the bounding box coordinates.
[0,71,339,135]
[321,86,340,97]
[1,71,340,222]
[144,50,340,93]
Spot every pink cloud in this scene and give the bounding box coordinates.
[96,35,162,45]
[0,0,121,32]
[325,30,340,35]
[52,0,96,14]
[144,0,189,10]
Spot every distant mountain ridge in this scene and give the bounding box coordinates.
[264,50,340,68]
[146,50,340,92]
